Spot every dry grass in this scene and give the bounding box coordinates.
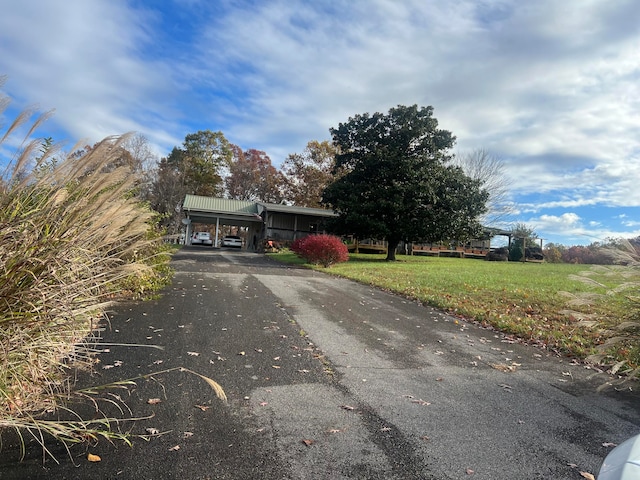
[0,79,208,459]
[0,131,157,416]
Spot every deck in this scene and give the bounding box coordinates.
[411,245,489,258]
[346,240,388,254]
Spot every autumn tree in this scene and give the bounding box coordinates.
[225,147,285,203]
[323,104,488,261]
[282,140,336,207]
[542,242,565,263]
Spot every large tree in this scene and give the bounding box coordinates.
[282,140,336,207]
[225,146,285,203]
[323,104,488,261]
[181,130,232,197]
[147,130,232,232]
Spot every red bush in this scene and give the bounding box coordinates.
[290,234,349,267]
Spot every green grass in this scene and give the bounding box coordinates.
[271,252,637,370]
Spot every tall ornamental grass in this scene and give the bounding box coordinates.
[0,85,172,438]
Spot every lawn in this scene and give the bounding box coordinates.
[271,252,639,373]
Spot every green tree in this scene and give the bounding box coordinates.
[323,104,488,261]
[508,223,539,261]
[181,130,232,196]
[146,130,231,233]
[282,140,336,207]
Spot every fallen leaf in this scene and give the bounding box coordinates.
[491,363,517,372]
[411,399,431,406]
[255,348,263,353]
[153,359,163,365]
[272,365,281,369]
[602,442,618,448]
[187,351,200,356]
[145,427,159,435]
[297,369,310,373]
[195,404,210,411]
[87,453,101,462]
[259,401,268,406]
[182,432,194,439]
[273,356,281,361]
[579,472,595,480]
[147,398,162,405]
[327,429,342,433]
[238,351,246,356]
[466,468,474,475]
[301,439,315,446]
[169,445,180,451]
[341,405,355,411]
[420,436,430,442]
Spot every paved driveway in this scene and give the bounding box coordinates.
[2,248,639,479]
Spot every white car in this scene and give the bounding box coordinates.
[191,232,213,246]
[221,235,243,248]
[599,433,640,479]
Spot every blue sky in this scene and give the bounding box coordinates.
[1,0,639,246]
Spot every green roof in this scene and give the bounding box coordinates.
[258,202,337,217]
[183,195,337,218]
[183,195,259,215]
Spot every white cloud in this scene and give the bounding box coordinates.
[1,0,639,245]
[0,0,181,152]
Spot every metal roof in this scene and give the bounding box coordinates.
[183,195,259,216]
[183,195,337,219]
[258,202,338,217]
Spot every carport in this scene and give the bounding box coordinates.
[183,194,338,251]
[182,195,264,249]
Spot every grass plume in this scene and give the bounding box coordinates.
[0,80,185,457]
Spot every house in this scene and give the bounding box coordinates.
[181,194,337,250]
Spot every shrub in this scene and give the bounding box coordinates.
[290,234,348,267]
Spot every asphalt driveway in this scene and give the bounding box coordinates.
[2,248,639,479]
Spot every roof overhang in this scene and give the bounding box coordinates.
[183,194,264,227]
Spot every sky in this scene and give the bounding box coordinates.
[1,0,639,246]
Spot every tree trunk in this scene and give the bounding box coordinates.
[386,239,400,261]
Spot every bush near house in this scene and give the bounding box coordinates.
[290,234,349,267]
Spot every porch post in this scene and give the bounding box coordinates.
[215,217,220,247]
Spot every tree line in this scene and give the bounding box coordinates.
[79,103,632,264]
[137,105,501,261]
